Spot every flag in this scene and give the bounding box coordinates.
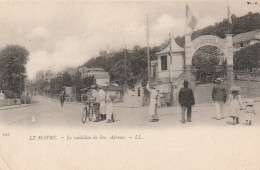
[186,4,198,32]
[227,0,232,24]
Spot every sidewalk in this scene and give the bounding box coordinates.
[0,104,31,110]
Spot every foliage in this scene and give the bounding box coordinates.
[82,46,160,87]
[192,46,225,71]
[0,45,29,98]
[174,12,260,47]
[234,43,260,71]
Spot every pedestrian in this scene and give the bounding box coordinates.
[157,92,162,108]
[98,85,106,121]
[146,83,159,122]
[226,86,243,125]
[244,99,256,125]
[60,88,66,107]
[91,85,100,122]
[212,78,227,120]
[138,87,141,97]
[105,89,114,123]
[165,93,171,107]
[179,80,195,123]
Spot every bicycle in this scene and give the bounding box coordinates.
[81,102,94,123]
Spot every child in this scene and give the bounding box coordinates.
[245,99,256,125]
[227,86,243,125]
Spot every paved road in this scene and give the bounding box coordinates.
[1,95,260,129]
[0,95,260,170]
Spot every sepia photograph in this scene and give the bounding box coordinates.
[0,0,259,169]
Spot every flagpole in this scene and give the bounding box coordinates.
[185,1,188,34]
[147,14,151,84]
[227,0,230,33]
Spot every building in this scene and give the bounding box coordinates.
[99,50,107,57]
[155,38,185,93]
[233,29,260,51]
[78,67,110,86]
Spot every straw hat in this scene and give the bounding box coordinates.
[245,99,254,106]
[215,78,223,83]
[230,86,241,92]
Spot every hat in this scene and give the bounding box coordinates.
[215,78,223,83]
[230,86,241,92]
[183,80,189,85]
[91,85,96,89]
[245,99,254,106]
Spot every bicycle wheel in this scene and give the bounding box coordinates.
[88,106,94,121]
[81,107,87,123]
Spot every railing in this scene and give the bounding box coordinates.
[0,99,21,107]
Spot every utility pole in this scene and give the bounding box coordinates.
[169,33,174,106]
[124,44,127,80]
[147,14,150,84]
[20,68,22,106]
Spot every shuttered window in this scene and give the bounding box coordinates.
[161,55,167,71]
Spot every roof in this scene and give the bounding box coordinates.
[233,30,260,44]
[102,83,122,91]
[156,37,184,55]
[89,72,110,79]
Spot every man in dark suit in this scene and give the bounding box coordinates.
[179,80,195,123]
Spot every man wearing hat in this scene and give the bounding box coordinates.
[179,80,195,123]
[212,78,227,120]
[98,85,106,121]
[91,85,100,122]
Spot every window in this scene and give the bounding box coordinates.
[161,55,167,71]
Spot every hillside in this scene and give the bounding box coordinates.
[84,12,260,87]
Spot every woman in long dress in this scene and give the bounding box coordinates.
[146,84,159,122]
[105,90,114,123]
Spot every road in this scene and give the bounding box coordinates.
[0,95,260,170]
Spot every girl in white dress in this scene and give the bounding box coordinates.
[227,86,243,125]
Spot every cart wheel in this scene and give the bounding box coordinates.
[81,107,87,123]
[88,106,94,121]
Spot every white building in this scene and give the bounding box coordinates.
[155,38,185,93]
[233,29,260,51]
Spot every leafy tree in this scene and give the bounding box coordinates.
[0,45,29,98]
[234,43,260,71]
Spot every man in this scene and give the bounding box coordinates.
[98,85,106,121]
[179,80,195,123]
[212,78,227,120]
[60,88,66,108]
[146,84,159,122]
[91,85,100,122]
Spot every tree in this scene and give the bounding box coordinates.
[0,45,29,98]
[234,43,260,71]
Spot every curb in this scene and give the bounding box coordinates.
[0,104,31,110]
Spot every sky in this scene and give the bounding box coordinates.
[0,0,258,79]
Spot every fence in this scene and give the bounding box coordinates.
[0,99,21,107]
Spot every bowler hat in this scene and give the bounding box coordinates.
[183,80,189,85]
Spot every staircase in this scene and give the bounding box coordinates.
[194,83,215,104]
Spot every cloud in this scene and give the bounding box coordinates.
[27,36,87,79]
[28,26,50,39]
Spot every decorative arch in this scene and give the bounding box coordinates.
[184,34,234,90]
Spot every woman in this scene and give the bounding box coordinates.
[105,89,114,123]
[146,84,159,122]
